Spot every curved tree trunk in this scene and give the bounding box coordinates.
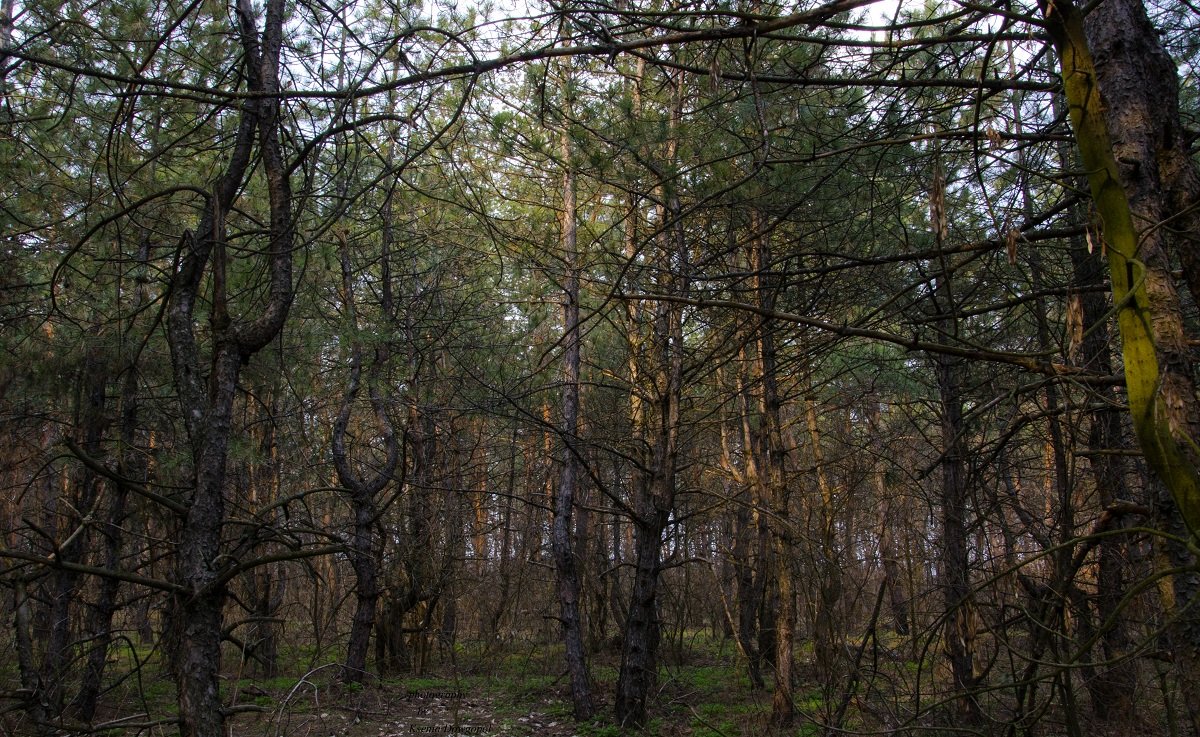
[165,1,294,733]
[1038,0,1200,537]
[333,235,399,685]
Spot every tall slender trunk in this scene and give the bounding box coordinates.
[1014,77,1090,723]
[929,159,979,721]
[617,72,685,727]
[869,404,908,635]
[935,339,977,720]
[733,359,773,681]
[553,116,595,721]
[747,224,795,727]
[616,488,670,728]
[38,337,107,720]
[333,235,399,684]
[732,481,765,688]
[616,282,682,728]
[1044,67,1139,721]
[14,577,43,726]
[806,395,842,702]
[70,351,140,721]
[488,425,519,643]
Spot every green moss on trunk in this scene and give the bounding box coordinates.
[1039,0,1200,538]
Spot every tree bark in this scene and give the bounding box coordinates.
[929,160,979,721]
[70,357,140,721]
[616,74,686,725]
[1042,3,1200,726]
[39,337,107,719]
[333,237,399,685]
[164,1,293,733]
[615,486,670,728]
[1083,0,1200,311]
[615,283,681,727]
[553,116,595,721]
[1039,0,1200,536]
[748,225,795,728]
[732,482,766,688]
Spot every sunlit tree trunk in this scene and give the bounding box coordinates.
[1081,4,1200,728]
[744,223,796,727]
[1038,0,1200,538]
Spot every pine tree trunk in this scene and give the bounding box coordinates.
[752,228,795,728]
[615,498,669,728]
[614,62,685,732]
[935,347,978,721]
[929,160,979,721]
[1083,0,1200,311]
[173,348,239,737]
[344,499,381,683]
[71,361,141,721]
[867,404,908,637]
[39,339,109,719]
[164,2,292,731]
[732,485,766,688]
[332,235,397,685]
[1039,0,1200,536]
[553,117,595,721]
[1042,2,1200,726]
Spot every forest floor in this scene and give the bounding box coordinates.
[242,679,589,737]
[8,630,1148,736]
[218,636,785,737]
